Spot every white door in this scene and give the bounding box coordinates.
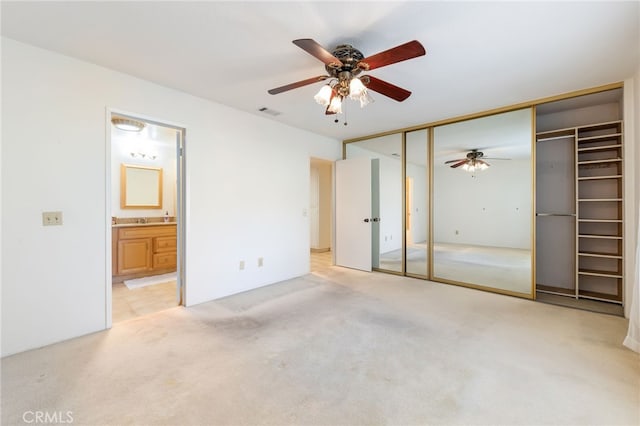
[335,157,372,271]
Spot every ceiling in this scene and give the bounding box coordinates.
[2,1,638,141]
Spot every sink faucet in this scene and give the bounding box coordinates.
[138,217,147,224]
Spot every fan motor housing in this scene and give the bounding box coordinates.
[326,44,364,77]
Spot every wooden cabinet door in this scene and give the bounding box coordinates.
[117,238,152,275]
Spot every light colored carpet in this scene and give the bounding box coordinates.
[2,265,638,425]
[433,242,531,294]
[124,272,177,289]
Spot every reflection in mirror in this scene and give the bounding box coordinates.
[405,129,429,277]
[432,108,533,295]
[346,134,403,272]
[120,164,163,209]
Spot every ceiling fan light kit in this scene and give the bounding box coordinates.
[268,38,426,125]
[461,161,489,172]
[445,149,510,172]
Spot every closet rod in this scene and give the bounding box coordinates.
[536,213,576,217]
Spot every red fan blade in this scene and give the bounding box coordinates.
[444,158,466,164]
[268,75,329,95]
[450,160,468,168]
[363,76,411,102]
[358,40,425,71]
[293,39,343,68]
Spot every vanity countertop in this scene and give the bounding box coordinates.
[112,222,176,228]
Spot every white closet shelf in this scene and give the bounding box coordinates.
[578,251,622,259]
[577,198,622,202]
[577,175,622,180]
[578,234,622,240]
[577,133,622,143]
[578,219,622,223]
[578,291,623,304]
[536,128,575,137]
[577,144,622,152]
[577,158,622,165]
[578,269,623,278]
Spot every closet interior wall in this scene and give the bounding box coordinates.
[535,88,625,310]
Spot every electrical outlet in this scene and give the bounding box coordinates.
[239,260,245,270]
[42,211,63,226]
[258,257,264,267]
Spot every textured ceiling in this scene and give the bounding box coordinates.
[2,1,638,141]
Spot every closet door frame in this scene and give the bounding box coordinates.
[341,81,627,304]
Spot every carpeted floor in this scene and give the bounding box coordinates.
[2,263,638,425]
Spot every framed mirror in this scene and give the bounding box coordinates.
[120,164,163,209]
[432,108,534,297]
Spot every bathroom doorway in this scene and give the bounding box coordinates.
[310,158,333,273]
[107,111,185,324]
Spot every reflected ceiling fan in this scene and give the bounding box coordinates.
[267,38,426,120]
[445,149,510,172]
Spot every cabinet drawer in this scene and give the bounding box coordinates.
[118,225,176,240]
[154,236,177,253]
[153,252,176,269]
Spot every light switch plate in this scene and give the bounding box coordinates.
[43,211,63,226]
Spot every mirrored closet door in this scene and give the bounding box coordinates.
[345,134,404,273]
[405,129,430,278]
[431,108,534,297]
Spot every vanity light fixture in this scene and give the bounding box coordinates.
[112,117,146,132]
[130,152,157,160]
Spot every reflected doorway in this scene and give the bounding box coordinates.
[310,158,333,271]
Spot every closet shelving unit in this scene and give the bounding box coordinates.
[536,120,624,304]
[576,120,623,303]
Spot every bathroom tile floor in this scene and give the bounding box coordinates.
[112,281,177,323]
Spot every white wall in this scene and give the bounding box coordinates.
[1,38,341,356]
[433,159,532,249]
[111,130,177,218]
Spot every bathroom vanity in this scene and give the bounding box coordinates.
[112,222,177,283]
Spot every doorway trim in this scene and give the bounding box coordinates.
[105,107,187,328]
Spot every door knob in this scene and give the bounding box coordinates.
[363,218,370,223]
[372,217,380,222]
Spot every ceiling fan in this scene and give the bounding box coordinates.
[267,38,426,116]
[444,149,510,172]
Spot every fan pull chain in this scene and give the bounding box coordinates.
[343,100,348,126]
